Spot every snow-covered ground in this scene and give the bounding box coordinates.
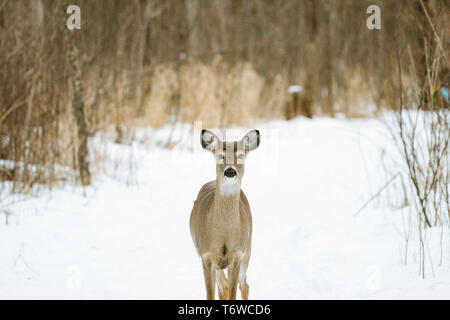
[0,116,449,299]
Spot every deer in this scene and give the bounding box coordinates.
[190,129,260,300]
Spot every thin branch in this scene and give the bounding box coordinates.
[354,172,401,216]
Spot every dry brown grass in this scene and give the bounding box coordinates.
[1,0,448,199]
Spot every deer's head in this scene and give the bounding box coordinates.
[201,129,260,196]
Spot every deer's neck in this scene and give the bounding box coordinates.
[213,181,240,219]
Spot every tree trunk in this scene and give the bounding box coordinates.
[135,0,153,116]
[186,0,201,57]
[324,4,335,117]
[63,1,91,186]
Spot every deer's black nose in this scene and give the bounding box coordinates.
[224,167,237,178]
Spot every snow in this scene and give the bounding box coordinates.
[0,116,449,299]
[288,85,302,94]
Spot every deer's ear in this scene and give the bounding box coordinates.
[201,129,219,153]
[242,129,260,152]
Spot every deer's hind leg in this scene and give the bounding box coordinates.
[216,269,228,300]
[238,262,249,300]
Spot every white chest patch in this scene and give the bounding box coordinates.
[220,179,241,196]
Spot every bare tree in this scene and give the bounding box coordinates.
[390,1,449,277]
[63,0,91,186]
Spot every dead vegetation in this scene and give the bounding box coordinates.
[0,0,448,202]
[385,0,449,278]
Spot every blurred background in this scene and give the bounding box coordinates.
[0,0,448,192]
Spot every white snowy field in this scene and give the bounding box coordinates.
[0,116,449,299]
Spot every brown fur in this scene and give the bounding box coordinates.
[190,180,252,300]
[190,129,259,300]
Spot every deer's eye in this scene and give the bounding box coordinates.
[217,154,224,160]
[237,153,245,160]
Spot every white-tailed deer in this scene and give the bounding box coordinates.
[190,129,260,300]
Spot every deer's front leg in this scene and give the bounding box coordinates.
[202,257,216,300]
[227,260,241,300]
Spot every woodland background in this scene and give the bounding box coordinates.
[0,0,448,196]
